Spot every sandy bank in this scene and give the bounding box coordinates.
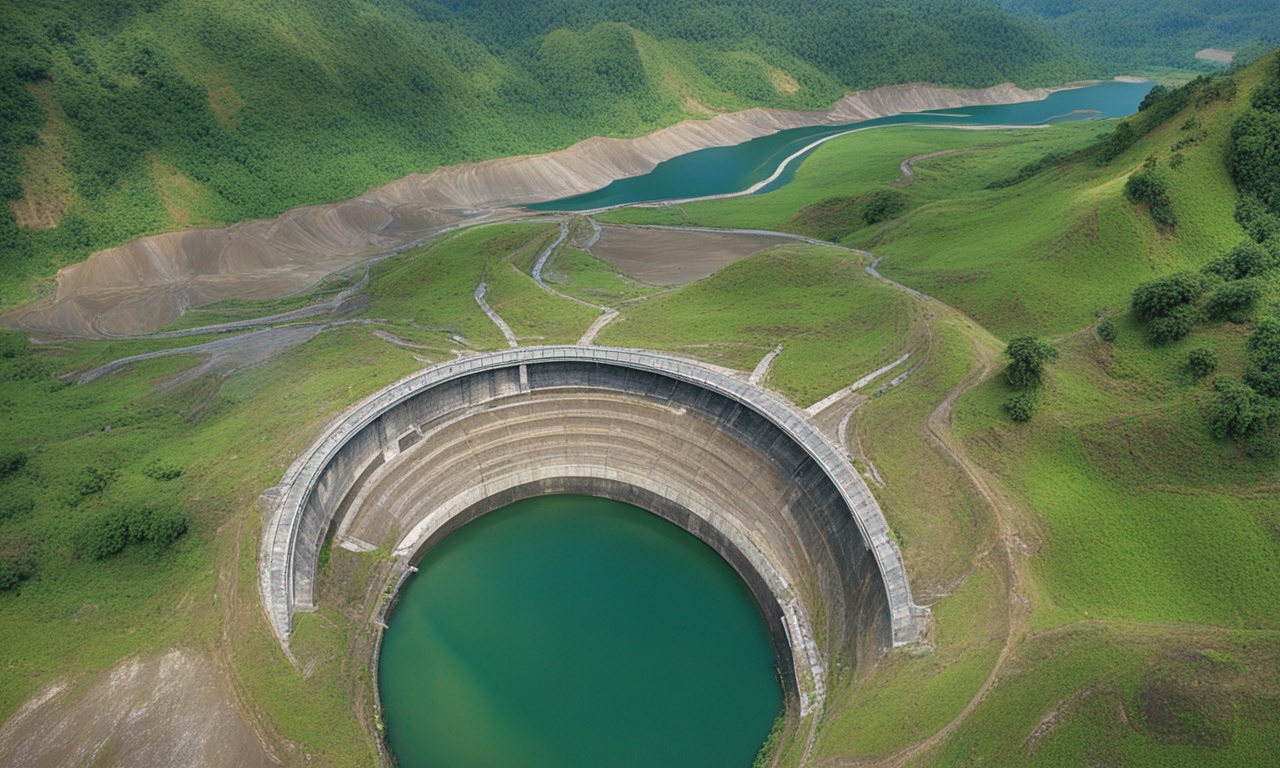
[6,81,1071,337]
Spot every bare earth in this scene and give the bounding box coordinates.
[0,649,277,768]
[1195,48,1235,64]
[588,225,786,284]
[2,81,1073,338]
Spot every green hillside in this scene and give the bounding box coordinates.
[603,53,1280,764]
[998,0,1280,72]
[0,0,1090,309]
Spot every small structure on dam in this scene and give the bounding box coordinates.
[259,346,927,720]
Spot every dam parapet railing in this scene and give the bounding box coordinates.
[259,346,929,652]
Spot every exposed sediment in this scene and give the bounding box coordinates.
[7,81,1066,338]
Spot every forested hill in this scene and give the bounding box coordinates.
[997,0,1280,70]
[0,0,1087,309]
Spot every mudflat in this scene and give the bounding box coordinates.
[588,226,787,285]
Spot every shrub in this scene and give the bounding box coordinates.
[0,451,26,482]
[1186,348,1218,378]
[1097,317,1117,342]
[0,331,28,359]
[1244,318,1280,397]
[78,505,188,560]
[78,513,130,560]
[1125,166,1176,226]
[0,556,34,592]
[72,466,117,500]
[1204,280,1260,322]
[1132,272,1204,321]
[1004,334,1058,390]
[860,190,909,225]
[1206,379,1271,440]
[1236,196,1280,243]
[1145,304,1196,345]
[0,497,34,523]
[1004,392,1037,423]
[1202,241,1276,280]
[142,460,184,481]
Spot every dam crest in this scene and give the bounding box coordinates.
[259,346,928,716]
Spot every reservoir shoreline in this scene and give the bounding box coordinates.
[5,78,1131,338]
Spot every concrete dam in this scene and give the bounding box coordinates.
[259,346,928,723]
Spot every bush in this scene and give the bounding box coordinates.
[1097,317,1117,342]
[72,466,117,500]
[1132,272,1204,321]
[1204,279,1260,322]
[1236,196,1280,243]
[1125,166,1176,226]
[1202,241,1276,280]
[860,190,909,225]
[1145,304,1196,345]
[1243,318,1280,397]
[78,513,130,560]
[0,451,26,482]
[0,331,28,359]
[1004,392,1037,423]
[142,460,184,482]
[1186,348,1218,378]
[1004,334,1058,390]
[78,505,188,560]
[0,556,34,592]
[1206,378,1271,440]
[0,497,34,523]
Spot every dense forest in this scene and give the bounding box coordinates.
[998,0,1279,70]
[0,0,1085,309]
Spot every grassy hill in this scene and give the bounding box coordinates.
[603,52,1280,764]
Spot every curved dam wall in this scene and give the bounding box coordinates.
[259,346,928,715]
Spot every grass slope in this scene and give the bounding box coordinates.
[603,53,1280,763]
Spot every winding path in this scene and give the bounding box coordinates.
[473,282,519,348]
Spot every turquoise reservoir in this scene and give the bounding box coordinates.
[527,79,1152,211]
[378,494,783,768]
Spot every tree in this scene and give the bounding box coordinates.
[1004,334,1058,390]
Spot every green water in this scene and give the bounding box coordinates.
[527,80,1152,211]
[378,494,783,768]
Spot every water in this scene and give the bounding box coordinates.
[527,80,1153,211]
[378,494,783,768]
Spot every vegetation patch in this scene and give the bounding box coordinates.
[782,190,911,242]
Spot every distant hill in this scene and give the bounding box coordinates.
[997,0,1280,71]
[0,0,1086,309]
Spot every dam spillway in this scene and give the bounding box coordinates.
[259,345,928,720]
